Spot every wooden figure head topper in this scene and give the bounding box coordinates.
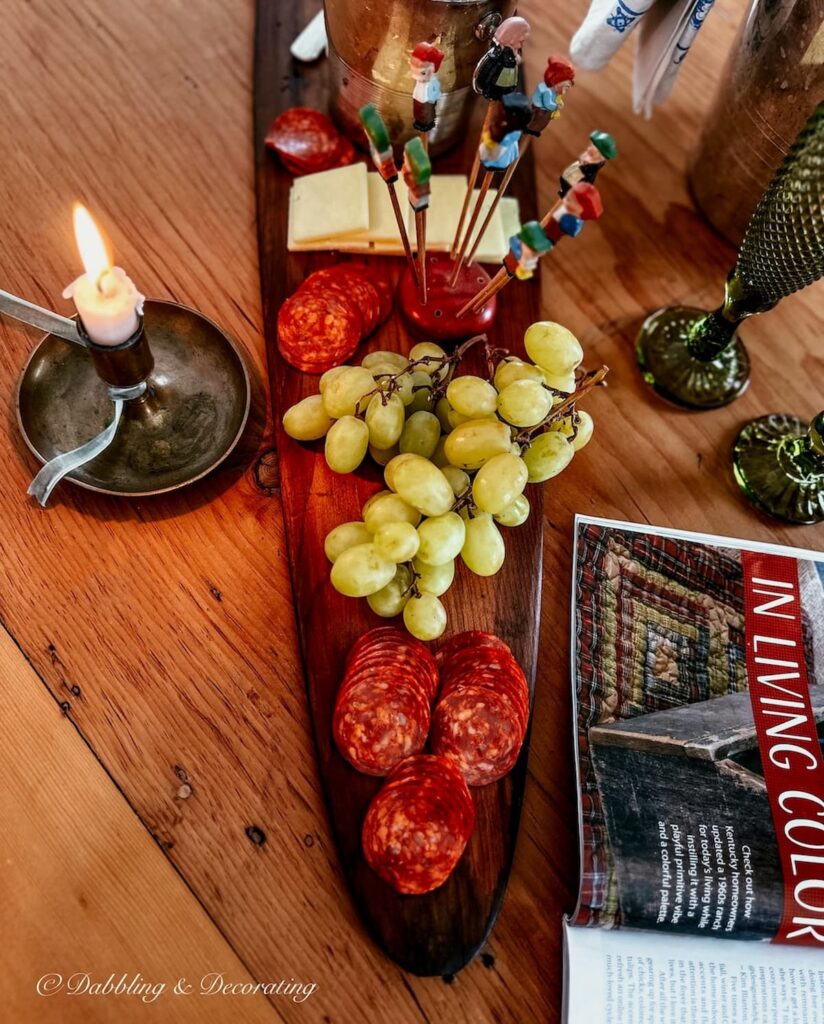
[503,221,553,281]
[410,42,444,138]
[526,56,576,137]
[472,16,531,100]
[543,181,604,243]
[559,130,617,196]
[479,92,532,171]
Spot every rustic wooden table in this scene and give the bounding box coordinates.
[1,2,820,1022]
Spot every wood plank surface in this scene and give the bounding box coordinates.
[0,0,820,1022]
[253,0,544,978]
[0,624,277,1024]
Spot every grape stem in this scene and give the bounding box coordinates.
[514,366,610,447]
[400,561,422,599]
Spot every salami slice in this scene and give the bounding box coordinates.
[431,684,525,786]
[362,754,475,894]
[345,628,438,703]
[342,263,394,326]
[265,107,343,173]
[333,676,429,776]
[435,630,512,669]
[300,268,382,337]
[277,291,361,374]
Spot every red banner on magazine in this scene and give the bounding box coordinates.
[743,551,824,946]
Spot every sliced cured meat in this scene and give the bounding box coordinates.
[431,683,525,786]
[333,676,429,776]
[362,754,475,894]
[300,267,382,337]
[435,630,512,669]
[265,107,346,174]
[345,628,438,703]
[342,264,394,326]
[277,291,361,374]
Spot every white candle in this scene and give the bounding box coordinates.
[62,203,144,346]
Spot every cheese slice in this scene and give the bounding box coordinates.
[351,174,408,244]
[290,163,368,243]
[498,196,522,248]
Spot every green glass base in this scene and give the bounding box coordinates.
[733,415,824,525]
[635,306,751,410]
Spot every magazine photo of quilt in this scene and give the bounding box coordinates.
[564,518,824,1023]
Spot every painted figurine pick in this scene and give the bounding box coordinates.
[463,57,577,267]
[458,182,604,317]
[450,92,532,284]
[410,42,444,153]
[451,16,531,258]
[359,103,418,286]
[559,130,617,196]
[403,137,432,304]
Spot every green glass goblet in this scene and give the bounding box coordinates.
[733,412,824,525]
[637,103,823,410]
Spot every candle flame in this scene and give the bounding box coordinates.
[72,203,111,285]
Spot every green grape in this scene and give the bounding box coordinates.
[406,370,435,414]
[364,491,421,532]
[497,379,552,428]
[319,364,349,395]
[322,366,376,418]
[365,392,405,449]
[361,350,408,373]
[544,370,577,393]
[325,415,369,473]
[509,441,522,456]
[413,557,455,597]
[330,543,396,597]
[385,454,454,517]
[441,465,470,496]
[399,411,441,459]
[447,407,474,430]
[383,452,417,491]
[374,521,420,563]
[369,442,399,466]
[416,511,466,566]
[494,493,530,527]
[472,452,528,515]
[523,321,583,376]
[324,521,373,562]
[447,375,498,418]
[431,436,450,469]
[550,409,594,450]
[522,431,574,482]
[494,357,546,392]
[435,397,453,433]
[367,564,413,618]
[460,513,505,576]
[403,592,447,640]
[409,342,449,382]
[393,372,416,406]
[282,394,334,441]
[362,489,392,516]
[444,419,512,471]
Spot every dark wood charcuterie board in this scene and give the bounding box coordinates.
[254,0,543,976]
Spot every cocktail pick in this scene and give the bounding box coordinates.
[359,103,418,286]
[458,182,604,316]
[463,57,577,267]
[403,137,432,304]
[450,15,531,258]
[558,130,617,197]
[450,91,532,285]
[410,42,444,154]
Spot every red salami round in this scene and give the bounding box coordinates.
[333,676,429,776]
[265,108,342,172]
[435,631,512,669]
[301,267,382,337]
[343,264,395,326]
[362,754,475,894]
[277,291,361,373]
[431,684,525,786]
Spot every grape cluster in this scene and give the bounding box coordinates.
[282,323,607,640]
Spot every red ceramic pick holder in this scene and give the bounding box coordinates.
[398,253,497,344]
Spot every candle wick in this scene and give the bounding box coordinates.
[95,269,108,294]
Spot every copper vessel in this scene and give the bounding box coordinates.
[689,0,824,245]
[324,0,516,155]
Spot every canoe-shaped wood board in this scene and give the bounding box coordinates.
[254,0,543,976]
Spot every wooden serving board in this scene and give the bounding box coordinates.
[254,0,543,977]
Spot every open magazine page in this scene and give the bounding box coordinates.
[568,517,824,942]
[564,921,824,1024]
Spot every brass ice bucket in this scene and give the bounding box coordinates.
[324,0,516,156]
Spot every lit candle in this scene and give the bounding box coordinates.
[63,203,144,346]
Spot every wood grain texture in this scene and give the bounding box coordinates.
[0,625,277,1024]
[0,0,820,1021]
[254,0,543,979]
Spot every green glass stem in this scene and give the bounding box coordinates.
[685,270,777,362]
[732,412,824,524]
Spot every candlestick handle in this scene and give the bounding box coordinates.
[0,289,86,346]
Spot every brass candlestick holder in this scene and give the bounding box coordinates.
[636,103,824,410]
[12,297,250,503]
[733,412,824,525]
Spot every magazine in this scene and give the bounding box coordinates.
[564,517,824,1023]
